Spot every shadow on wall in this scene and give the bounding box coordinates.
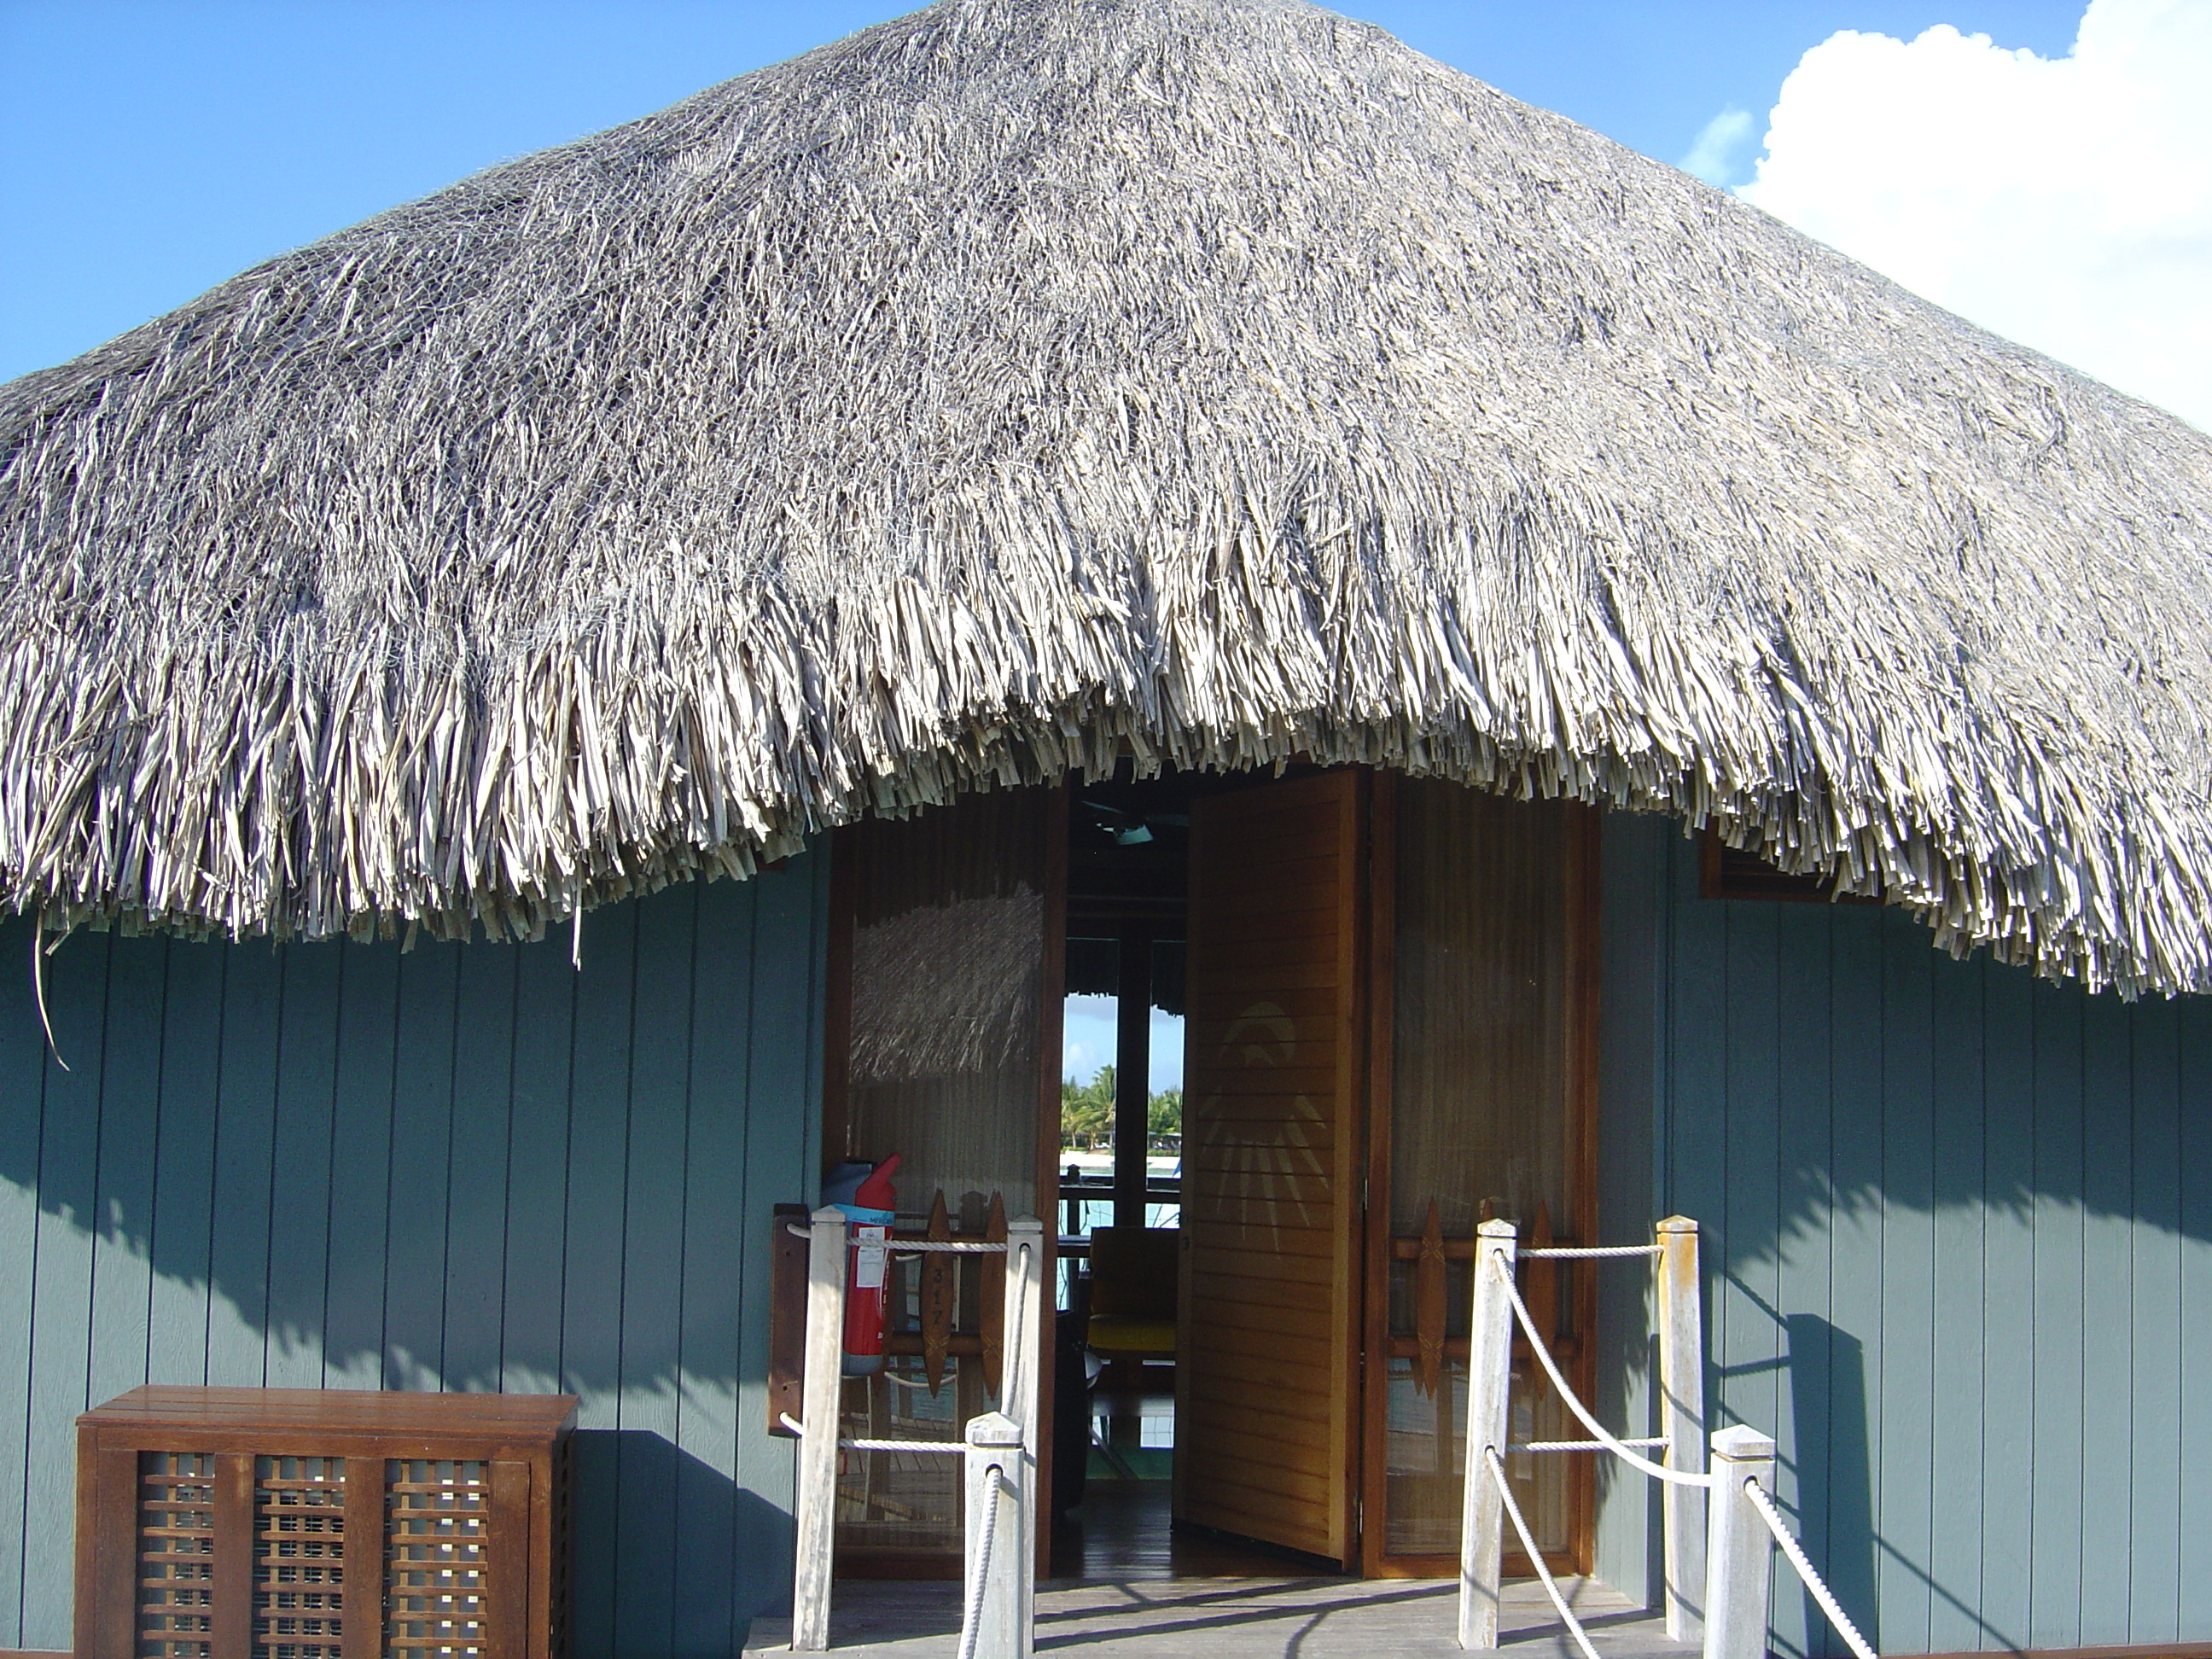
[1781,1317,1876,1655]
[1601,814,2212,1656]
[1705,1308,2022,1656]
[1648,813,2212,1659]
[0,864,824,1655]
[573,1430,797,1655]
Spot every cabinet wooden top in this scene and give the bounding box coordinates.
[78,1386,578,1441]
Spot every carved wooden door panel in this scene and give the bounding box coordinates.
[1174,770,1366,1566]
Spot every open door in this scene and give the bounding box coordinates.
[1174,770,1366,1565]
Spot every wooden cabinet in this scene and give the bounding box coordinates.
[74,1387,575,1659]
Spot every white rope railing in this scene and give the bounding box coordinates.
[1482,1447,1600,1659]
[780,1412,969,1455]
[1744,1478,1879,1659]
[1459,1220,1709,1653]
[784,1220,1013,1253]
[956,1461,1005,1659]
[1516,1437,1669,1453]
[789,1208,1043,1656]
[1490,1249,1714,1489]
[1004,1239,1033,1371]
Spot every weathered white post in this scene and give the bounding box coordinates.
[1702,1425,1777,1659]
[998,1215,1046,1638]
[962,1411,1028,1659]
[791,1207,848,1652]
[1458,1218,1520,1650]
[1657,1215,1708,1642]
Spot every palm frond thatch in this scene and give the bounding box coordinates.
[3,0,2210,992]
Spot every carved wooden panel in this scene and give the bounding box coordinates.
[1178,769,1366,1567]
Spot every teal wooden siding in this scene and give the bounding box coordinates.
[0,853,828,1656]
[1596,812,2212,1655]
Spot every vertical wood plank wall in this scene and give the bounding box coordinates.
[0,852,829,1656]
[1597,812,2212,1656]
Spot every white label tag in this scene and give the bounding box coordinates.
[853,1227,888,1289]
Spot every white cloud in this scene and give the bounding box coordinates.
[1737,0,2212,431]
[1679,108,1756,186]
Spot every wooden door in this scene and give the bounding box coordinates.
[1175,770,1366,1565]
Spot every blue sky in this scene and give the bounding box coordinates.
[0,1,2090,385]
[1062,996,1185,1090]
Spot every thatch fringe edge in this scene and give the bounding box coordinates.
[9,693,2204,1002]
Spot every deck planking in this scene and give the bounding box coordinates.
[743,1575,1689,1659]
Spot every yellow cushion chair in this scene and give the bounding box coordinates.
[1084,1225,1179,1359]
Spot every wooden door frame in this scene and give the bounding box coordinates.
[1357,779,1603,1579]
[1034,788,1068,1580]
[817,785,1068,1581]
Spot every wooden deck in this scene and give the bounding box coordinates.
[743,1576,1691,1658]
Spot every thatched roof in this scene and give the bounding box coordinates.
[3,0,2210,992]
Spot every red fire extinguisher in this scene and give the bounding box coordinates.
[831,1154,900,1376]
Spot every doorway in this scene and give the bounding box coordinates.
[818,767,1596,1580]
[1056,768,1351,1578]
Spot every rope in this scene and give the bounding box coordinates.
[841,1438,965,1455]
[1483,1447,1601,1659]
[1491,1249,1714,1488]
[1516,1437,1669,1453]
[1005,1240,1031,1363]
[1520,1244,1663,1258]
[998,1237,1036,1425]
[783,1220,1010,1251]
[1744,1479,1880,1659]
[956,1461,1004,1659]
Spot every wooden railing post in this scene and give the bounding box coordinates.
[791,1207,847,1652]
[963,1411,1028,1659]
[1657,1214,1708,1642]
[998,1214,1045,1635]
[1702,1425,1777,1659]
[1458,1218,1519,1649]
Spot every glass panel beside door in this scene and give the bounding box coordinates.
[1363,778,1596,1575]
[825,787,1060,1572]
